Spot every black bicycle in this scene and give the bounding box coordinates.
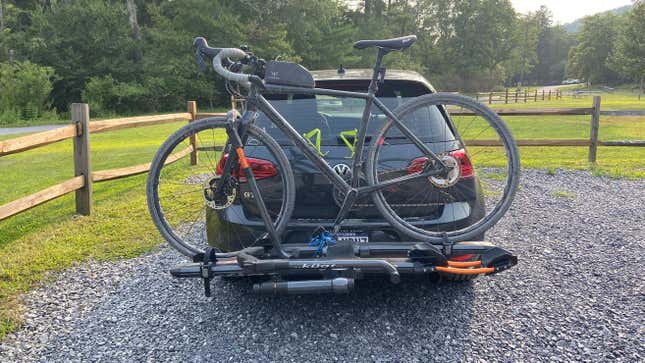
[146,35,519,295]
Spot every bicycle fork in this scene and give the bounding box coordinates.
[221,117,290,258]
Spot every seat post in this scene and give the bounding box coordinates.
[349,46,388,192]
[368,48,388,95]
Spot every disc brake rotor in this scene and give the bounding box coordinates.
[203,177,237,210]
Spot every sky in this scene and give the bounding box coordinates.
[510,0,633,24]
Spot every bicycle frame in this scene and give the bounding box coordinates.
[217,48,450,254]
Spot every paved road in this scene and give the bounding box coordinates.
[536,83,583,94]
[1,170,643,362]
[0,125,63,136]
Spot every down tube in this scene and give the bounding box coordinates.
[257,95,349,191]
[372,98,444,165]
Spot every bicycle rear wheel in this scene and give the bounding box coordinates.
[146,117,295,257]
[367,93,520,243]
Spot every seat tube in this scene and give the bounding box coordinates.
[351,48,386,188]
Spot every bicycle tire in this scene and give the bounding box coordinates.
[146,117,296,257]
[366,92,520,243]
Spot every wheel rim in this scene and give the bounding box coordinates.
[149,121,292,254]
[369,94,519,242]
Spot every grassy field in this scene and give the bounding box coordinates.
[489,91,643,110]
[0,92,643,338]
[0,121,186,338]
[490,91,644,178]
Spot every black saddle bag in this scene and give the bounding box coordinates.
[264,61,315,88]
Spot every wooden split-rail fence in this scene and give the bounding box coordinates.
[0,101,223,221]
[473,88,563,104]
[0,96,643,221]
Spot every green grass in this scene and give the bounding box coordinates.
[0,121,187,338]
[472,91,644,178]
[453,93,645,179]
[489,90,643,110]
[0,92,642,339]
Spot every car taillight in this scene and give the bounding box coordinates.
[216,154,278,181]
[406,149,474,178]
[450,149,474,178]
[406,157,428,174]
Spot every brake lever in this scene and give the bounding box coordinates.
[194,37,207,73]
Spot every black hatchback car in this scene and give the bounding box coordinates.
[207,68,485,249]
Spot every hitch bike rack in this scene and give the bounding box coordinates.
[170,240,517,296]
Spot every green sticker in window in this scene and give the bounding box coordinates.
[303,128,328,157]
[340,129,358,158]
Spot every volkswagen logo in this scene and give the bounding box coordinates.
[332,163,351,207]
[333,163,352,180]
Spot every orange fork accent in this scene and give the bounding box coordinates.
[236,147,250,169]
[435,266,494,275]
[447,260,481,268]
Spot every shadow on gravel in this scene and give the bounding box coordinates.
[201,276,476,360]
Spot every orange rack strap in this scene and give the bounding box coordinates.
[435,266,495,275]
[235,147,250,169]
[447,260,481,268]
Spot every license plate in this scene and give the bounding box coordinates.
[336,231,369,243]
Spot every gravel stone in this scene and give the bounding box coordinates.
[0,169,643,362]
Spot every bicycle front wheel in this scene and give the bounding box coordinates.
[367,93,520,243]
[146,117,295,257]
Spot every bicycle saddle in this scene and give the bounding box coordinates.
[353,35,417,51]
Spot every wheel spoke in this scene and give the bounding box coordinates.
[150,121,293,255]
[369,94,518,242]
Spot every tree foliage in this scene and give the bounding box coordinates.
[0,60,53,119]
[0,0,641,120]
[567,12,621,84]
[609,0,644,89]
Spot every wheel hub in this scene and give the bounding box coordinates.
[428,154,460,188]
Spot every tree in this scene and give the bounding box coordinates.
[125,0,140,41]
[567,13,620,85]
[610,1,644,95]
[422,0,518,90]
[15,1,142,111]
[0,60,54,119]
[527,6,576,84]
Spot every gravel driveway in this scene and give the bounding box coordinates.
[1,170,643,362]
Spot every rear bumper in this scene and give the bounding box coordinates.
[207,201,480,247]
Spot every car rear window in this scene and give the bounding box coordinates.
[256,79,455,145]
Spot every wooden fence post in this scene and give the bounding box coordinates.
[488,92,492,104]
[534,90,538,102]
[548,90,551,100]
[515,89,518,103]
[188,101,198,165]
[71,103,92,215]
[542,90,545,100]
[524,90,527,103]
[505,88,509,104]
[588,96,601,163]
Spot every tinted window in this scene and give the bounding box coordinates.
[256,79,454,145]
